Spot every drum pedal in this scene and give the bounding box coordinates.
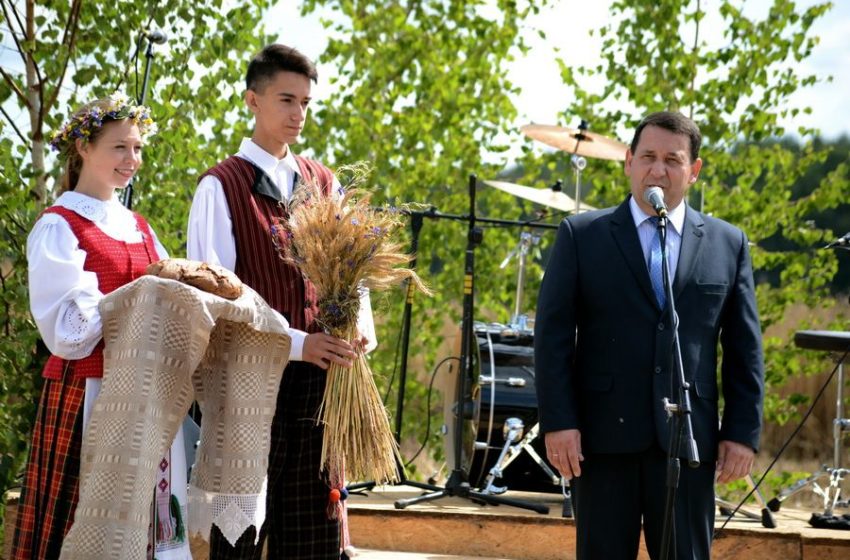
[479,418,524,495]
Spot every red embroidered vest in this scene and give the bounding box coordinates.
[200,154,334,332]
[40,206,160,379]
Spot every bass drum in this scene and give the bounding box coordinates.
[439,321,558,493]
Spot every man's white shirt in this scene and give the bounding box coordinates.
[629,195,685,282]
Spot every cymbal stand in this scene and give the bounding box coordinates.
[393,175,548,515]
[500,231,539,331]
[768,352,850,516]
[570,154,587,215]
[569,119,590,215]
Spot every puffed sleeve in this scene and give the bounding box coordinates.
[27,214,104,359]
[187,174,236,270]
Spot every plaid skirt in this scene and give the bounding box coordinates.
[11,371,85,560]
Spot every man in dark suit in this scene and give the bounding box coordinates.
[534,111,764,560]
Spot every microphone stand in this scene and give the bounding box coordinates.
[122,34,159,210]
[656,215,700,560]
[394,213,424,449]
[392,175,548,514]
[347,213,442,495]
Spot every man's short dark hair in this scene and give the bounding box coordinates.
[630,111,702,162]
[246,44,318,92]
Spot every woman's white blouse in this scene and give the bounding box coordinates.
[27,191,167,360]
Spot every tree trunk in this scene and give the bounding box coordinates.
[25,0,47,204]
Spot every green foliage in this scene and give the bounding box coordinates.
[0,132,44,546]
[525,0,849,428]
[300,0,553,470]
[0,0,273,543]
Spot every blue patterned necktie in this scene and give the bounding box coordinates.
[648,217,666,309]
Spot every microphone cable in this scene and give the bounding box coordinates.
[714,346,850,537]
[381,293,407,406]
[404,356,459,468]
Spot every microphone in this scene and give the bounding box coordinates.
[643,186,668,218]
[825,232,850,249]
[142,29,168,44]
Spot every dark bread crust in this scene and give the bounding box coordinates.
[145,259,243,300]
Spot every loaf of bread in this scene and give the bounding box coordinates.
[145,259,243,300]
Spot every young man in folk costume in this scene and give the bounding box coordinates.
[187,44,376,559]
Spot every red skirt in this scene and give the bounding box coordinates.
[11,370,85,560]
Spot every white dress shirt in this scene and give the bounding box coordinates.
[629,195,685,282]
[27,191,168,359]
[187,139,377,360]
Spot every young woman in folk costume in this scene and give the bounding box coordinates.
[11,95,192,560]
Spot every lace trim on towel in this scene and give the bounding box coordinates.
[187,478,267,546]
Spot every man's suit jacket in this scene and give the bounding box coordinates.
[534,197,764,462]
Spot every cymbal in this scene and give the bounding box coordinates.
[483,180,596,213]
[521,124,628,161]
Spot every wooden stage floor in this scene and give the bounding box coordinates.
[345,485,850,560]
[5,486,850,559]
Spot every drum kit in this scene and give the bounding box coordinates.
[437,122,627,506]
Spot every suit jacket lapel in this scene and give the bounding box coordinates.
[672,205,705,299]
[610,199,657,306]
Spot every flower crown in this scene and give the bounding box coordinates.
[49,94,158,153]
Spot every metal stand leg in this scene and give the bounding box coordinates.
[476,420,571,517]
[769,361,850,515]
[717,474,776,528]
[393,176,548,516]
[479,422,560,495]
